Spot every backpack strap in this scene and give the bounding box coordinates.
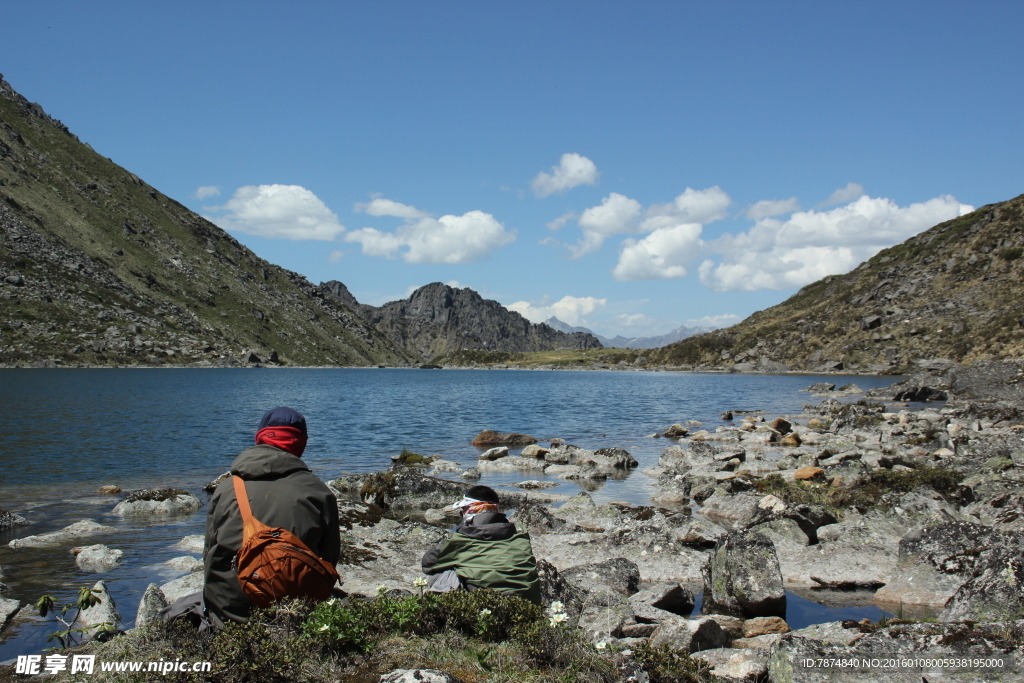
[232,475,254,523]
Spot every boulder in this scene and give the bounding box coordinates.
[560,557,641,605]
[9,519,115,548]
[135,583,167,628]
[662,424,689,438]
[649,615,728,652]
[165,556,204,573]
[691,648,769,681]
[699,490,761,527]
[76,581,120,640]
[427,459,464,475]
[742,616,789,637]
[0,597,20,631]
[379,670,464,683]
[75,544,123,572]
[702,529,786,618]
[476,456,548,472]
[536,559,587,616]
[512,480,559,490]
[477,446,509,460]
[768,418,792,435]
[941,531,1024,622]
[793,466,825,482]
[470,430,536,446]
[159,572,204,604]
[173,534,205,554]
[520,444,549,458]
[112,489,202,516]
[0,509,30,530]
[628,583,695,620]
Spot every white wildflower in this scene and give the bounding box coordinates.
[376,584,388,596]
[549,601,565,613]
[479,608,492,616]
[413,577,428,588]
[549,612,569,626]
[595,641,607,650]
[317,624,329,632]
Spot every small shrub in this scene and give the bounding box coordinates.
[999,247,1023,261]
[632,642,714,683]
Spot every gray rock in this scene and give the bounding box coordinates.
[577,603,633,643]
[536,559,587,616]
[699,490,761,528]
[476,456,548,472]
[0,597,20,631]
[427,459,464,474]
[134,583,167,628]
[649,615,728,652]
[702,529,786,618]
[941,531,1024,621]
[0,509,30,530]
[629,582,695,620]
[691,647,770,681]
[561,557,640,605]
[112,489,202,516]
[165,556,204,573]
[173,534,205,554]
[202,471,231,493]
[379,671,464,683]
[75,544,123,572]
[460,467,480,480]
[159,571,204,603]
[477,446,509,460]
[76,581,120,640]
[512,480,559,490]
[9,519,115,548]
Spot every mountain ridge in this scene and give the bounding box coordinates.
[543,316,713,349]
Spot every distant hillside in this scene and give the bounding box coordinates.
[650,193,1024,373]
[544,317,711,349]
[323,282,602,360]
[0,76,414,367]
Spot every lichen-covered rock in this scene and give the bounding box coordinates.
[159,572,204,604]
[941,533,1024,622]
[75,544,123,572]
[112,489,201,516]
[9,519,115,548]
[702,529,786,618]
[691,647,769,681]
[0,510,31,531]
[380,669,465,683]
[628,582,695,620]
[76,581,120,640]
[649,615,727,652]
[561,557,640,605]
[134,583,167,628]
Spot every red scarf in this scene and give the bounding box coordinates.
[255,426,307,457]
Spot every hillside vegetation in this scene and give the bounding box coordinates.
[651,194,1024,373]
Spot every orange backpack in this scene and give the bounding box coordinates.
[232,475,340,609]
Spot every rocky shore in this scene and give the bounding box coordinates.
[2,361,1024,681]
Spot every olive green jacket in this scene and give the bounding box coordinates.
[203,445,340,628]
[422,512,541,604]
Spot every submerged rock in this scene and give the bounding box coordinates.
[470,430,536,446]
[9,519,115,548]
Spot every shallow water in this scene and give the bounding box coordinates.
[0,367,903,659]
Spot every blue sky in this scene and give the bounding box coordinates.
[3,2,1022,338]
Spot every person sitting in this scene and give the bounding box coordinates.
[202,406,341,628]
[421,485,541,604]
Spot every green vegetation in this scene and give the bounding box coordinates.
[393,448,435,466]
[35,586,115,649]
[755,465,966,517]
[999,247,1023,261]
[59,591,703,683]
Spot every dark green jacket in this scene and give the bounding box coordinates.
[203,445,340,628]
[422,512,541,604]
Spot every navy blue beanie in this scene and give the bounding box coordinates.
[257,406,307,436]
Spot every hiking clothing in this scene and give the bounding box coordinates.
[255,406,308,456]
[203,444,340,628]
[421,511,541,604]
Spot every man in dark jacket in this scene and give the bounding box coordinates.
[203,406,341,628]
[421,485,541,604]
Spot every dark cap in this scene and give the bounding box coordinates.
[257,406,307,436]
[465,485,499,505]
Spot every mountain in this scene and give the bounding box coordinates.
[0,76,416,367]
[649,193,1024,373]
[324,282,602,360]
[544,317,713,349]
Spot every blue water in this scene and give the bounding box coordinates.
[0,367,901,660]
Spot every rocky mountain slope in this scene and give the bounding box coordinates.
[323,281,601,359]
[651,193,1024,373]
[545,316,713,349]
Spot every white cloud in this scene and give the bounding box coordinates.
[547,212,576,231]
[698,194,974,291]
[354,197,430,219]
[446,280,463,288]
[819,182,865,207]
[640,186,732,231]
[206,185,346,240]
[746,197,800,221]
[345,210,515,264]
[194,185,221,200]
[506,295,607,327]
[327,250,344,262]
[531,153,599,198]
[573,192,643,257]
[613,223,704,281]
[684,313,742,329]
